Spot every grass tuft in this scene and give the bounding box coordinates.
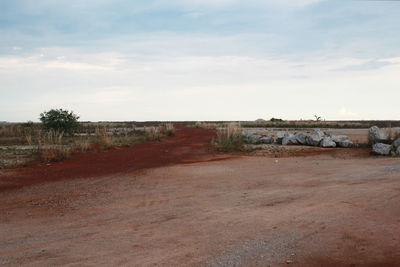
[213,123,244,152]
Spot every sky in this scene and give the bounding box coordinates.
[1,0,400,122]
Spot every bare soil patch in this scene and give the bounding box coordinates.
[1,126,399,266]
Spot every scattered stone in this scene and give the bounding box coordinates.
[330,134,353,147]
[244,133,262,144]
[337,139,353,148]
[249,134,262,144]
[372,143,392,156]
[282,133,296,146]
[393,137,400,149]
[295,132,308,145]
[276,131,286,144]
[397,146,400,155]
[259,136,274,144]
[286,260,293,264]
[368,126,389,145]
[330,135,349,143]
[307,129,325,146]
[320,137,336,148]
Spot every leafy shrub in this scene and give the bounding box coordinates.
[270,118,284,122]
[40,109,80,135]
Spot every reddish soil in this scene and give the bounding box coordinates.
[1,126,400,266]
[0,124,222,192]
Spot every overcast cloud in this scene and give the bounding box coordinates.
[1,0,399,121]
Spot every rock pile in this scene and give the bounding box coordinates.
[368,126,390,145]
[369,126,400,156]
[243,129,353,148]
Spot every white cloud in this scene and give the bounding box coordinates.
[1,42,400,121]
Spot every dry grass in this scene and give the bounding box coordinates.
[194,122,218,129]
[214,123,244,152]
[24,129,71,163]
[241,120,368,129]
[161,123,176,136]
[95,127,113,148]
[145,126,162,141]
[0,122,147,166]
[39,147,71,163]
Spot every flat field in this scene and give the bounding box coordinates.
[1,125,399,266]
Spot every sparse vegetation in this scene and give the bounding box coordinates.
[0,121,150,166]
[145,126,162,141]
[161,123,176,136]
[194,122,218,129]
[95,127,113,148]
[314,115,322,122]
[242,120,370,129]
[25,129,71,163]
[213,123,244,152]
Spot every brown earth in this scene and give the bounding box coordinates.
[0,125,223,192]
[1,126,400,266]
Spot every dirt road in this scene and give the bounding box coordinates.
[1,127,400,266]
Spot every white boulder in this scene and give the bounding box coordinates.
[320,137,336,148]
[307,129,325,146]
[368,126,389,145]
[259,136,274,144]
[295,133,308,145]
[372,143,392,156]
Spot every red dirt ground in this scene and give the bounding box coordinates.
[0,125,225,192]
[1,126,400,266]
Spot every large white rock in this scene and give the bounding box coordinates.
[337,140,353,148]
[320,137,336,148]
[259,136,274,144]
[330,135,353,147]
[372,143,392,156]
[368,126,389,145]
[276,131,286,144]
[306,129,325,146]
[295,133,308,145]
[244,133,262,144]
[282,132,297,146]
[330,135,349,143]
[393,137,400,149]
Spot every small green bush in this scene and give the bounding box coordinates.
[270,118,284,122]
[40,109,80,135]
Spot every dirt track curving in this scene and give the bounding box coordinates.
[1,126,400,266]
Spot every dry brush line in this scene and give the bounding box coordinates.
[213,123,245,152]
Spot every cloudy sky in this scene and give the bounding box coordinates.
[1,0,399,122]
